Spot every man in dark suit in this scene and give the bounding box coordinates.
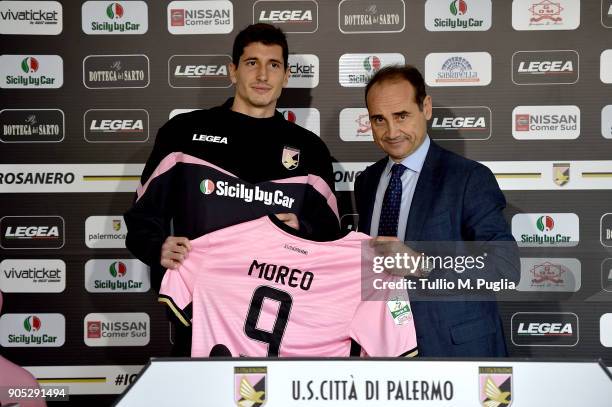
[355,65,519,357]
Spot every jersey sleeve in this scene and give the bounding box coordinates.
[123,119,177,271]
[158,236,208,327]
[349,292,418,357]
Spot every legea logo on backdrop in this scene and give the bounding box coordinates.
[0,216,64,249]
[512,105,580,140]
[85,259,150,293]
[84,313,150,346]
[512,213,579,247]
[428,106,491,140]
[0,109,64,143]
[0,259,66,293]
[425,0,492,31]
[168,0,233,34]
[0,55,63,89]
[338,0,405,33]
[84,109,149,143]
[83,55,149,89]
[512,50,579,85]
[512,0,580,31]
[82,1,148,35]
[425,52,491,87]
[277,108,320,136]
[339,108,372,142]
[0,313,65,347]
[168,55,232,88]
[287,54,319,88]
[253,0,318,33]
[339,53,405,87]
[85,216,127,249]
[0,1,62,35]
[511,312,579,347]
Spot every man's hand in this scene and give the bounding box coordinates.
[160,236,192,269]
[275,213,299,230]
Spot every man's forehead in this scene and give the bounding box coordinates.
[241,42,284,60]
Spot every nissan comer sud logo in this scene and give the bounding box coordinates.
[84,313,150,347]
[168,55,232,88]
[338,0,405,34]
[428,106,491,140]
[0,1,63,35]
[512,50,579,85]
[84,109,149,143]
[1,109,64,143]
[511,312,579,346]
[253,0,318,33]
[0,216,65,249]
[512,105,580,140]
[83,54,150,89]
[168,0,233,34]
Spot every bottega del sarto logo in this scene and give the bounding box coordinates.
[200,178,295,209]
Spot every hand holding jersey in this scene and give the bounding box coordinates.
[160,213,299,269]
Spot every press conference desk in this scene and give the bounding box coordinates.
[113,357,612,406]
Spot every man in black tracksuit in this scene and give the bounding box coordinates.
[124,24,340,355]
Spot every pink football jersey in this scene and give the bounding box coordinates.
[159,216,417,357]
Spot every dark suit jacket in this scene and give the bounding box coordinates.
[355,141,519,357]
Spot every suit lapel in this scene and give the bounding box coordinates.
[360,158,387,235]
[404,141,442,242]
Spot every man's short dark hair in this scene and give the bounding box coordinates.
[365,65,428,110]
[232,23,289,70]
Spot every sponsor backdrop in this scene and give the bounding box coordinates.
[1,0,611,404]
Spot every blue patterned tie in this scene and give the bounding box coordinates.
[377,163,407,237]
